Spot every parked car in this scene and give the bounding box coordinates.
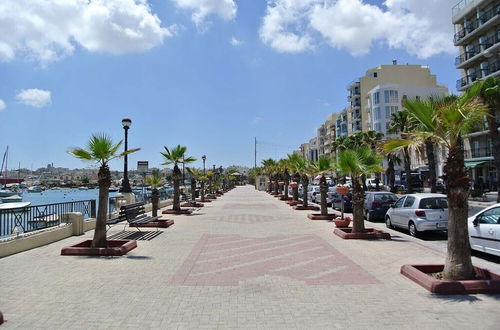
[332,192,353,213]
[468,204,500,257]
[385,193,448,237]
[307,185,321,203]
[363,192,398,221]
[401,173,424,192]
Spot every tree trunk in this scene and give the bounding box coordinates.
[425,139,437,193]
[301,176,309,207]
[486,107,500,202]
[201,181,205,202]
[404,147,413,194]
[151,188,159,217]
[387,159,396,193]
[284,170,289,199]
[92,164,111,248]
[274,177,279,194]
[172,165,182,212]
[292,173,300,201]
[361,174,367,191]
[443,140,475,281]
[374,172,381,191]
[351,178,365,234]
[268,177,273,192]
[191,179,196,201]
[320,175,328,216]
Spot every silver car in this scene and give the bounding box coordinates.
[385,193,448,237]
[468,203,500,257]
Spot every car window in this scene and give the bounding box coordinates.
[478,207,500,224]
[374,194,397,202]
[418,198,448,209]
[403,196,415,208]
[394,197,405,208]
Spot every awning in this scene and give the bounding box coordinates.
[464,161,486,168]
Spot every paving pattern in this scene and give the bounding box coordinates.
[0,185,499,329]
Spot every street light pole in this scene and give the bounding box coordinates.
[202,155,206,174]
[120,118,132,193]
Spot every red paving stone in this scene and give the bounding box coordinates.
[170,234,380,286]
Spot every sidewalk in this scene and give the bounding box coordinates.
[0,186,499,329]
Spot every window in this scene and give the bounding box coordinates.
[419,198,448,209]
[403,196,415,207]
[384,90,398,103]
[394,197,405,208]
[374,123,382,132]
[478,207,500,224]
[374,107,381,120]
[373,72,378,78]
[373,92,380,105]
[385,106,398,119]
[386,122,391,131]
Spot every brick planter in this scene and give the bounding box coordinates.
[162,209,193,215]
[181,202,204,207]
[333,219,351,228]
[294,205,320,211]
[280,196,293,201]
[61,240,137,256]
[287,200,302,206]
[307,213,337,220]
[334,227,391,240]
[129,219,174,228]
[274,194,284,198]
[0,311,3,325]
[196,199,212,203]
[401,264,500,294]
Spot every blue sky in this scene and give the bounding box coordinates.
[0,0,459,171]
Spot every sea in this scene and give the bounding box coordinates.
[9,188,118,206]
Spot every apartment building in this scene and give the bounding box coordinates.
[453,0,500,187]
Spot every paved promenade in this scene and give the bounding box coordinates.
[1,186,499,329]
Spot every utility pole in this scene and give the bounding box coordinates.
[254,137,257,169]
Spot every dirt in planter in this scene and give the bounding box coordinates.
[429,271,483,281]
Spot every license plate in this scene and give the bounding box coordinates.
[437,223,447,229]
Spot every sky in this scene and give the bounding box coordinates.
[0,0,461,171]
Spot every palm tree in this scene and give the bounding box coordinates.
[287,154,303,202]
[278,159,291,200]
[186,167,203,201]
[337,146,382,233]
[388,110,414,193]
[145,169,162,217]
[68,133,139,248]
[161,145,196,212]
[384,85,487,280]
[362,131,384,191]
[385,153,401,193]
[478,77,500,201]
[288,154,312,207]
[310,156,335,216]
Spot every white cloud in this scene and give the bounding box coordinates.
[0,99,5,111]
[170,0,237,28]
[230,37,244,46]
[259,0,456,58]
[0,0,173,66]
[16,89,52,108]
[251,116,263,125]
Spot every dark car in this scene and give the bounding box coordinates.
[364,192,398,221]
[332,192,353,213]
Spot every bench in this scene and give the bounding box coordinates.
[107,202,174,231]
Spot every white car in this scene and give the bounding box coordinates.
[468,204,500,257]
[385,193,448,237]
[307,185,321,203]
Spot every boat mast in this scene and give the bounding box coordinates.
[1,146,8,188]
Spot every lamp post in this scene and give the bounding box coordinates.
[120,118,132,193]
[202,155,206,174]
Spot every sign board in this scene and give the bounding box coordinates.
[137,161,149,173]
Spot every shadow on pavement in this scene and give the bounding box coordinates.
[108,231,164,241]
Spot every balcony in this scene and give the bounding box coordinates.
[454,6,499,44]
[456,58,500,90]
[464,147,493,159]
[455,34,499,67]
[453,0,491,23]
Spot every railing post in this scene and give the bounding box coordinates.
[90,200,96,218]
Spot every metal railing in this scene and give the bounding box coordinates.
[108,190,173,214]
[464,147,493,159]
[0,200,96,238]
[454,6,499,43]
[456,59,500,89]
[455,34,500,65]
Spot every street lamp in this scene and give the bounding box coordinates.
[120,118,132,193]
[202,155,206,174]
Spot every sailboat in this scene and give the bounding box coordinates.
[0,147,19,198]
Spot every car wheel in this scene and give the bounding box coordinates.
[409,221,419,238]
[385,216,394,229]
[365,210,371,222]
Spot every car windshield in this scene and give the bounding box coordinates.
[373,194,397,202]
[418,197,448,209]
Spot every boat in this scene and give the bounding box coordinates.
[78,187,89,190]
[27,186,43,193]
[0,147,24,197]
[0,201,31,210]
[1,194,22,203]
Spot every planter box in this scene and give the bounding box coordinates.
[61,239,137,256]
[181,202,204,207]
[307,214,336,220]
[274,194,284,198]
[401,264,500,294]
[129,219,174,228]
[334,227,391,240]
[294,205,320,211]
[280,196,293,201]
[287,200,302,206]
[196,199,212,203]
[333,220,351,228]
[162,209,193,215]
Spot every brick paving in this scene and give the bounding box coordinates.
[1,185,499,329]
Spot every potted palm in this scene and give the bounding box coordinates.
[386,86,500,293]
[290,156,319,211]
[333,215,351,228]
[333,146,390,239]
[62,133,139,256]
[145,169,162,217]
[161,145,196,214]
[307,156,336,220]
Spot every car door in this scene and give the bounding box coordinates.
[400,196,416,229]
[470,207,500,256]
[390,196,406,227]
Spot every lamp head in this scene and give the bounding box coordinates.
[122,118,132,128]
[202,155,206,161]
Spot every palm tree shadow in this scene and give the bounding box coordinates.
[108,231,164,241]
[430,294,483,303]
